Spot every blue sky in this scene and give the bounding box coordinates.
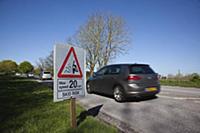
[0,0,200,75]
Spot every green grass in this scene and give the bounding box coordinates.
[0,76,118,133]
[160,79,200,88]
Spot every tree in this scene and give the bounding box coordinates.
[69,13,130,76]
[0,60,18,74]
[44,51,53,73]
[36,51,53,73]
[18,61,33,74]
[190,73,200,82]
[33,67,41,76]
[36,58,46,72]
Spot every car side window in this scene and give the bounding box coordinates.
[106,66,121,75]
[96,67,108,76]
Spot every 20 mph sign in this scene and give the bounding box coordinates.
[54,45,86,102]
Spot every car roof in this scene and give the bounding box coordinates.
[105,63,149,67]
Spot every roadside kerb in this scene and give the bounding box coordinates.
[78,101,138,133]
[34,80,136,132]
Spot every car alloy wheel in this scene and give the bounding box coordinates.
[114,86,125,102]
[86,82,92,94]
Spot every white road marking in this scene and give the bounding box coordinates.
[194,101,200,104]
[158,95,200,100]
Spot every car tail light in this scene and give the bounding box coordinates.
[156,74,160,81]
[128,75,141,81]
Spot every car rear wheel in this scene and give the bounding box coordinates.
[113,86,125,102]
[86,82,92,94]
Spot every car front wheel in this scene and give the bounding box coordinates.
[113,86,125,102]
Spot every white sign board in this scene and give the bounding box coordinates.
[54,45,86,102]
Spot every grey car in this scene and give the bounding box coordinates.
[86,64,160,102]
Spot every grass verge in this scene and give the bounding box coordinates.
[0,76,118,133]
[160,79,200,88]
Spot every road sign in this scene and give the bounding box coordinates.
[57,47,83,78]
[54,45,86,102]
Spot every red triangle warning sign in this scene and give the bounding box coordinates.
[57,47,83,78]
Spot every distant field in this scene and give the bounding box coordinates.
[160,79,200,88]
[0,76,117,133]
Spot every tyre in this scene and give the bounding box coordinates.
[113,86,125,102]
[86,82,92,94]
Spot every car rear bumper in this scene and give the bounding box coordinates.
[124,84,160,98]
[41,76,52,80]
[126,90,160,98]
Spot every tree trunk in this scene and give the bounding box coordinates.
[103,57,109,66]
[89,64,95,77]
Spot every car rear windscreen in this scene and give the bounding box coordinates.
[44,72,50,74]
[130,65,155,74]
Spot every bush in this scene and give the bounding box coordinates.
[190,73,200,82]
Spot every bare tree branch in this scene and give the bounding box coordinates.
[68,12,130,76]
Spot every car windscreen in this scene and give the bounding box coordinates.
[130,65,155,74]
[44,72,51,74]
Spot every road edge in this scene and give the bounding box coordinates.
[161,85,200,90]
[78,101,138,133]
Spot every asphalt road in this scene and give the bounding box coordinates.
[79,86,200,133]
[37,79,200,133]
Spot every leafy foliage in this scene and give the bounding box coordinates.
[33,67,41,75]
[18,61,33,74]
[0,60,18,75]
[190,73,200,82]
